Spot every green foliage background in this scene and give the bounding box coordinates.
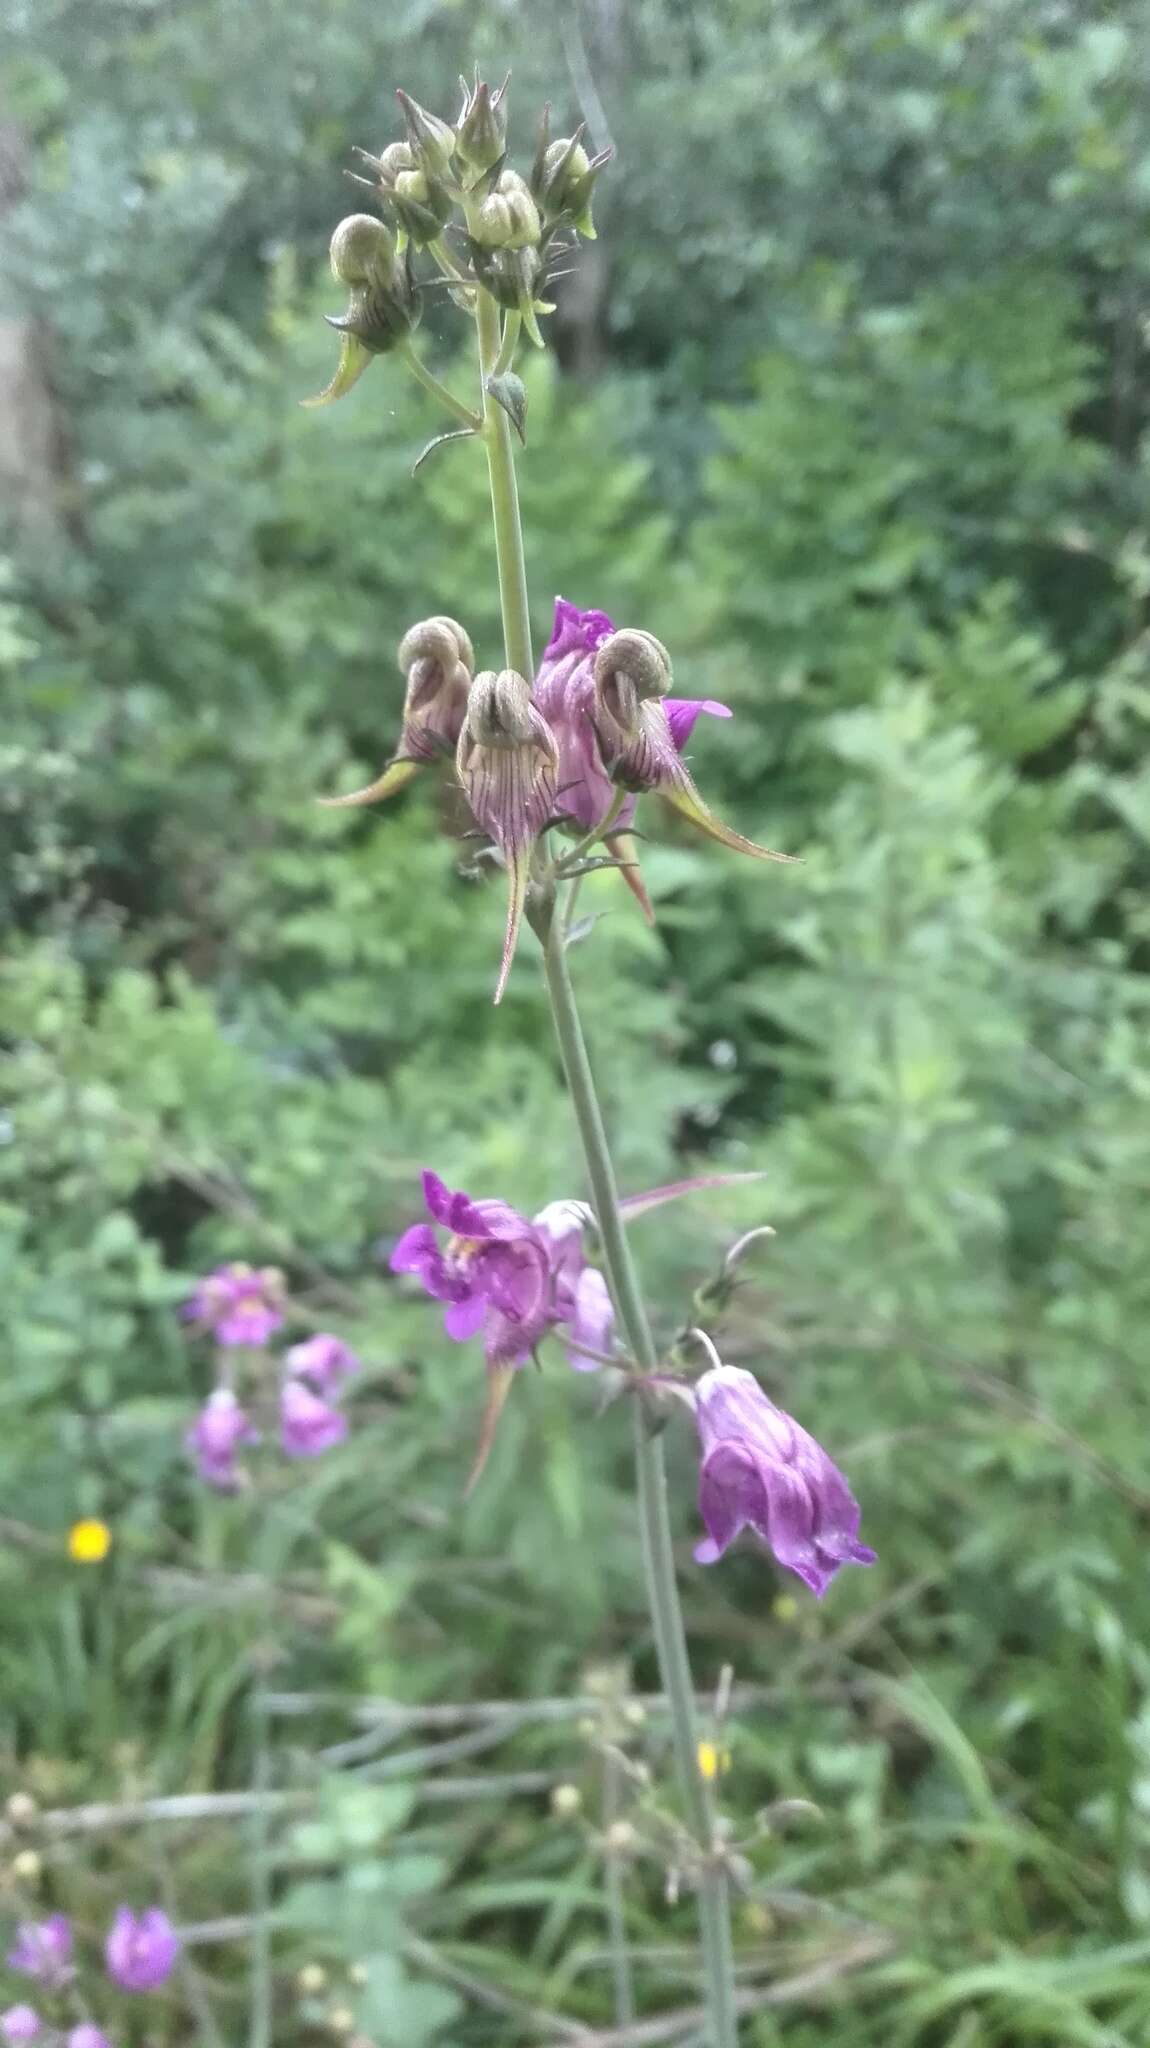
[2,0,1150,2041]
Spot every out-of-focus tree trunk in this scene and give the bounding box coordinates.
[0,119,72,547]
[553,0,619,382]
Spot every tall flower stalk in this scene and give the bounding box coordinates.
[310,73,874,2045]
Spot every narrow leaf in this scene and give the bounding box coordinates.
[485,371,528,443]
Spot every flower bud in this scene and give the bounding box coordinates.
[551,1783,582,1818]
[473,171,539,250]
[537,132,609,238]
[593,629,673,747]
[456,76,508,175]
[396,89,456,178]
[374,141,416,194]
[605,1819,637,1856]
[327,2007,356,2037]
[297,1963,327,1995]
[398,614,475,680]
[329,215,396,289]
[391,166,453,248]
[468,243,548,345]
[5,1796,38,1830]
[457,671,560,1002]
[11,1852,41,1884]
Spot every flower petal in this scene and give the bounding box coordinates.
[318,759,422,808]
[665,698,732,750]
[443,1292,487,1342]
[620,1172,766,1222]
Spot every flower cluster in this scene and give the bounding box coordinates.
[325,598,796,1000]
[390,1173,875,1599]
[183,1263,360,1488]
[3,1907,178,2045]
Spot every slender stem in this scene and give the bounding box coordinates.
[475,286,534,677]
[472,286,739,2046]
[602,1747,637,2026]
[493,308,522,377]
[399,339,480,429]
[248,1691,273,2048]
[543,912,739,2047]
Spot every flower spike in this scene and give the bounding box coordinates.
[455,669,559,1001]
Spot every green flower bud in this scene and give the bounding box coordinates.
[392,165,453,247]
[396,89,456,178]
[456,74,508,175]
[472,172,540,251]
[539,132,610,238]
[329,214,396,288]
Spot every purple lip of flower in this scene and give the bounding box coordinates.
[1,2006,44,2044]
[67,2029,112,2048]
[280,1379,349,1458]
[284,1333,362,1392]
[182,1264,285,1348]
[104,1907,179,1994]
[389,1170,613,1370]
[692,1365,876,1598]
[185,1387,259,1490]
[6,1919,73,1990]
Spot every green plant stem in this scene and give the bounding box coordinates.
[602,1747,636,2025]
[399,339,480,429]
[472,286,739,2047]
[475,287,534,677]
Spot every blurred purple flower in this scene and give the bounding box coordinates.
[284,1333,361,1392]
[0,2008,43,2043]
[692,1365,875,1597]
[533,1200,614,1371]
[7,1919,72,1989]
[104,1907,179,1993]
[390,1170,559,1366]
[185,1387,258,1490]
[280,1379,348,1458]
[68,2029,112,2048]
[183,1264,285,1348]
[389,1171,621,1372]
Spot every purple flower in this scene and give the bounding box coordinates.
[455,668,559,1003]
[391,1170,559,1366]
[692,1366,876,1598]
[183,1264,285,1348]
[320,616,474,810]
[533,1200,614,1371]
[280,1379,349,1458]
[284,1333,362,1392]
[389,1170,619,1375]
[104,1907,179,1993]
[68,2029,112,2048]
[185,1387,259,1490]
[589,629,795,869]
[0,2008,43,2043]
[534,599,739,920]
[7,1919,73,1989]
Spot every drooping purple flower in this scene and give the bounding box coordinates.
[7,1919,73,1989]
[390,1170,559,1366]
[67,2028,112,2048]
[455,668,559,1003]
[533,1200,614,1371]
[320,616,474,809]
[0,2007,43,2043]
[284,1333,362,1392]
[533,598,738,919]
[280,1379,349,1458]
[692,1365,876,1598]
[590,630,796,868]
[104,1907,179,1993]
[183,1264,285,1348]
[185,1387,259,1490]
